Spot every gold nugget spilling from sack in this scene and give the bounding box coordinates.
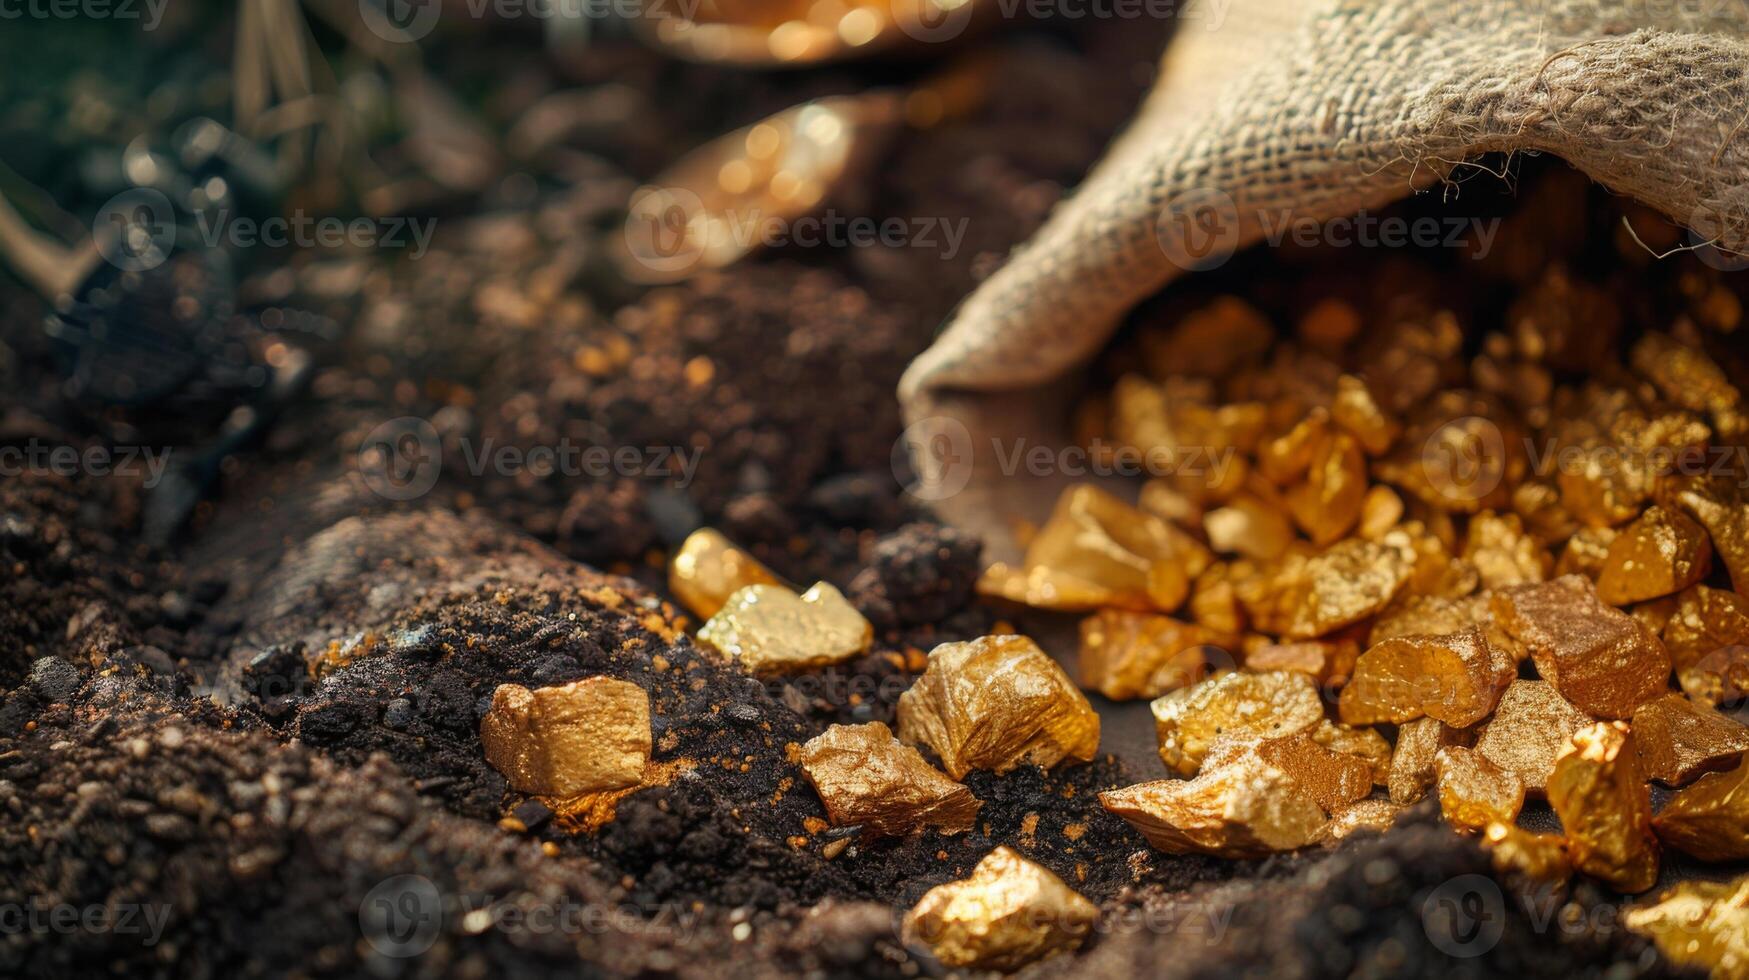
[902,846,1099,971]
[897,635,1100,779]
[1040,297,1749,890]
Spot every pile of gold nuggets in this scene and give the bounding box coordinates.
[484,274,1749,973]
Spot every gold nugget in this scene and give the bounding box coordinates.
[669,528,780,619]
[1020,484,1212,613]
[1280,537,1413,639]
[1314,800,1403,846]
[1461,511,1551,591]
[1669,474,1749,595]
[479,678,652,798]
[1076,609,1235,701]
[1389,716,1466,805]
[1245,637,1359,688]
[696,581,872,674]
[1100,739,1329,858]
[1257,733,1373,811]
[1662,584,1749,707]
[1474,680,1594,795]
[1310,720,1392,785]
[1624,876,1749,978]
[1434,746,1525,832]
[1483,822,1571,885]
[898,635,1099,779]
[1339,627,1513,728]
[1652,759,1749,863]
[1492,576,1671,719]
[1630,693,1749,787]
[1150,670,1324,777]
[798,722,981,838]
[1548,722,1660,893]
[901,846,1098,971]
[1596,505,1712,605]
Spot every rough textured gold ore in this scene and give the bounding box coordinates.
[696,581,872,674]
[1378,400,1522,512]
[798,722,980,838]
[1630,693,1749,787]
[479,678,652,797]
[1652,759,1749,863]
[1435,746,1525,832]
[1019,484,1212,613]
[1475,680,1594,794]
[1314,800,1402,846]
[1548,722,1660,894]
[1076,609,1234,701]
[1491,576,1672,719]
[1281,538,1413,639]
[1286,430,1367,546]
[1340,627,1513,727]
[1462,511,1550,591]
[1624,876,1749,978]
[898,635,1099,779]
[1596,505,1713,605]
[1257,733,1373,811]
[1663,584,1749,707]
[668,528,779,619]
[1311,720,1392,785]
[1204,494,1293,562]
[1150,670,1323,777]
[1670,475,1749,595]
[1100,740,1329,858]
[1389,716,1465,805]
[976,562,1125,613]
[1369,593,1499,648]
[1245,638,1358,687]
[1483,822,1571,884]
[901,846,1098,971]
[1384,521,1482,599]
[1556,526,1617,581]
[1189,563,1246,634]
[1331,374,1399,456]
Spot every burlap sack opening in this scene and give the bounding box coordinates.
[898,0,1749,562]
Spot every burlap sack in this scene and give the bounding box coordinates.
[898,0,1749,562]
